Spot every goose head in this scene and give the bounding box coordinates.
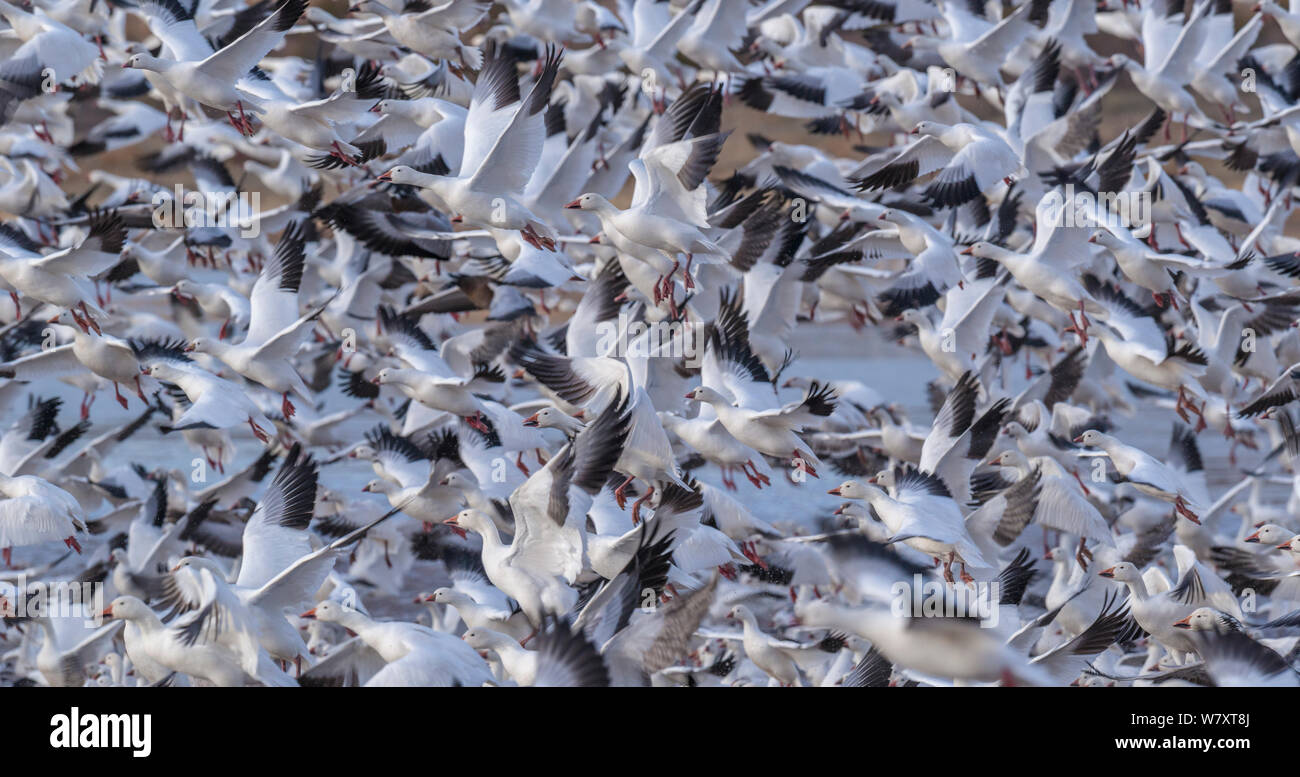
[1172,607,1226,631]
[685,385,726,405]
[300,599,360,625]
[1096,561,1139,581]
[563,192,612,212]
[896,308,930,328]
[960,240,1007,260]
[1243,524,1292,546]
[101,595,150,622]
[375,165,437,187]
[439,470,478,490]
[726,604,755,623]
[171,279,197,303]
[991,449,1029,470]
[1072,429,1107,447]
[909,119,946,137]
[827,479,871,499]
[121,52,166,72]
[521,405,584,433]
[462,627,515,651]
[170,556,223,575]
[1106,54,1135,73]
[443,507,491,539]
[360,479,391,495]
[870,469,896,490]
[371,367,401,386]
[1088,228,1123,250]
[139,361,179,382]
[1001,421,1030,442]
[427,587,465,606]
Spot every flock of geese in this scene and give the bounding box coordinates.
[0,0,1299,687]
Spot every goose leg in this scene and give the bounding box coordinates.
[248,417,270,443]
[792,449,818,478]
[464,411,489,433]
[1074,537,1091,571]
[7,290,18,319]
[134,375,147,401]
[514,451,530,476]
[612,474,636,510]
[942,554,955,584]
[281,393,296,419]
[682,254,696,290]
[78,302,101,334]
[1070,468,1092,496]
[2,547,10,568]
[662,258,679,301]
[113,382,129,410]
[630,484,655,525]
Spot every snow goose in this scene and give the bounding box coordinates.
[1189,8,1264,124]
[828,469,991,583]
[616,0,702,95]
[724,604,811,686]
[676,0,750,78]
[909,0,1051,93]
[853,121,1021,209]
[446,393,631,631]
[422,587,531,640]
[301,599,493,686]
[1081,276,1210,426]
[987,449,1113,567]
[565,86,731,297]
[0,472,86,566]
[176,498,406,673]
[108,565,299,688]
[376,45,564,250]
[121,0,308,136]
[0,318,156,416]
[139,359,275,444]
[0,212,125,331]
[347,0,489,71]
[1107,0,1219,139]
[0,0,102,86]
[1257,0,1300,48]
[184,289,331,421]
[1075,429,1203,521]
[963,232,1104,345]
[685,379,835,479]
[1099,545,1243,666]
[464,619,609,686]
[794,598,1056,685]
[525,388,690,522]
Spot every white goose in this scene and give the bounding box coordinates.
[0,472,86,566]
[121,0,308,136]
[301,600,493,686]
[1074,429,1203,522]
[376,45,564,251]
[828,471,991,583]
